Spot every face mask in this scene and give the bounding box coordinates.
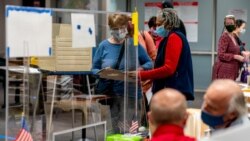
[201,110,225,129]
[240,28,246,34]
[155,26,168,37]
[111,28,128,42]
[225,25,236,33]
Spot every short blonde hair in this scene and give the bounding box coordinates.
[224,15,235,25]
[108,14,129,29]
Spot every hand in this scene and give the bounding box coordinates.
[242,51,250,62]
[234,55,245,62]
[128,71,138,78]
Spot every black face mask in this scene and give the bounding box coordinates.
[225,25,236,32]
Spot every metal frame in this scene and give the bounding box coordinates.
[52,121,107,141]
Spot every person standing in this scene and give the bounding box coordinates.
[212,15,248,80]
[132,8,194,100]
[233,19,249,56]
[92,14,153,133]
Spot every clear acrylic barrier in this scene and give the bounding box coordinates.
[52,121,106,141]
[5,5,147,141]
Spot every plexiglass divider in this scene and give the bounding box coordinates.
[5,5,146,141]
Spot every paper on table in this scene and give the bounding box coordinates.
[0,66,40,74]
[98,68,136,82]
[71,13,96,48]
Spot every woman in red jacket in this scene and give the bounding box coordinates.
[131,8,194,100]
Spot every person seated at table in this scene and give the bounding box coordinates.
[201,79,249,134]
[148,88,196,141]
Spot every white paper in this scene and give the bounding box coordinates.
[229,9,248,22]
[0,66,40,74]
[174,1,199,42]
[71,13,96,48]
[185,23,198,42]
[144,2,162,30]
[6,6,52,57]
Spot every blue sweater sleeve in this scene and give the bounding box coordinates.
[92,43,103,74]
[138,44,153,70]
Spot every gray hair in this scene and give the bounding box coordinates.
[227,93,247,116]
[157,8,180,30]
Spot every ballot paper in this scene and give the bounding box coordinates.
[98,68,136,82]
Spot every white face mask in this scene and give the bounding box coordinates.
[111,28,128,42]
[240,28,246,34]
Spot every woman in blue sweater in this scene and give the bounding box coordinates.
[92,14,153,133]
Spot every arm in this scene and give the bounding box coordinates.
[92,45,103,74]
[139,33,182,80]
[144,31,157,61]
[138,44,153,70]
[138,33,146,50]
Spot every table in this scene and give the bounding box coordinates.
[240,83,250,117]
[42,70,103,140]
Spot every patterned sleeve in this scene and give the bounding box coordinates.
[217,33,234,62]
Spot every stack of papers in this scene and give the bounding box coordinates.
[98,68,136,82]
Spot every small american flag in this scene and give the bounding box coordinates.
[15,114,33,141]
[129,120,139,134]
[15,129,33,141]
[117,121,130,132]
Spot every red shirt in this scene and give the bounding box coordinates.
[151,124,196,141]
[140,33,182,81]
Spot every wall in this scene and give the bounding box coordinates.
[0,0,22,57]
[0,1,5,57]
[216,0,250,51]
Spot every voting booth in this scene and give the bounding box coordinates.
[5,5,144,141]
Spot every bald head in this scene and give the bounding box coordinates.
[203,79,246,116]
[150,88,187,125]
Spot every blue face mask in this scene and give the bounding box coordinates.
[201,110,225,129]
[155,26,168,37]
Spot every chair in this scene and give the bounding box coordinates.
[184,108,209,139]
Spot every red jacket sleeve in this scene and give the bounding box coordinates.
[139,33,183,80]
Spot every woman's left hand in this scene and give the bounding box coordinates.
[242,51,250,62]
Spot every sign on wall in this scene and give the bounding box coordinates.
[144,2,162,30]
[229,9,248,22]
[71,13,96,48]
[6,6,52,57]
[143,1,199,43]
[174,1,199,42]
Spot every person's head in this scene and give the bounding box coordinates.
[148,88,188,135]
[148,16,157,30]
[108,14,130,42]
[234,19,246,35]
[201,79,247,129]
[162,0,174,9]
[155,8,180,37]
[224,15,236,33]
